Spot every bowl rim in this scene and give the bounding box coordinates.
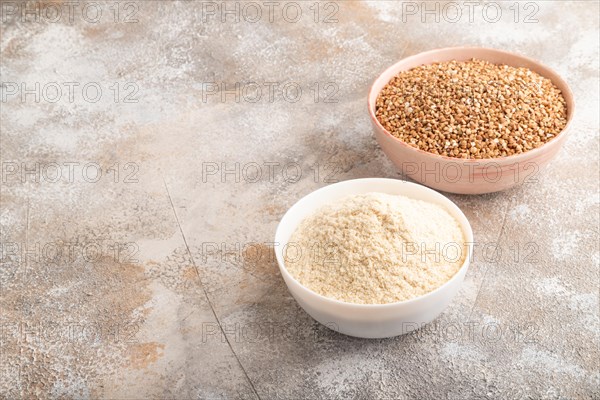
[367,46,576,163]
[274,178,474,309]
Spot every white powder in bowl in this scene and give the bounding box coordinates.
[285,192,467,304]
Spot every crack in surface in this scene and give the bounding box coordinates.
[163,178,262,400]
[467,194,514,320]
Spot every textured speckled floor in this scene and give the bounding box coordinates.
[1,1,599,399]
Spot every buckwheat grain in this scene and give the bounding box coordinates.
[375,59,568,159]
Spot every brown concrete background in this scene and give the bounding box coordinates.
[1,1,599,398]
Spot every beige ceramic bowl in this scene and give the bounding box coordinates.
[368,47,575,194]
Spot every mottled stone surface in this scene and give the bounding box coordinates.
[1,1,598,399]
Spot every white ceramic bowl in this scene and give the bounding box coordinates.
[274,178,474,339]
